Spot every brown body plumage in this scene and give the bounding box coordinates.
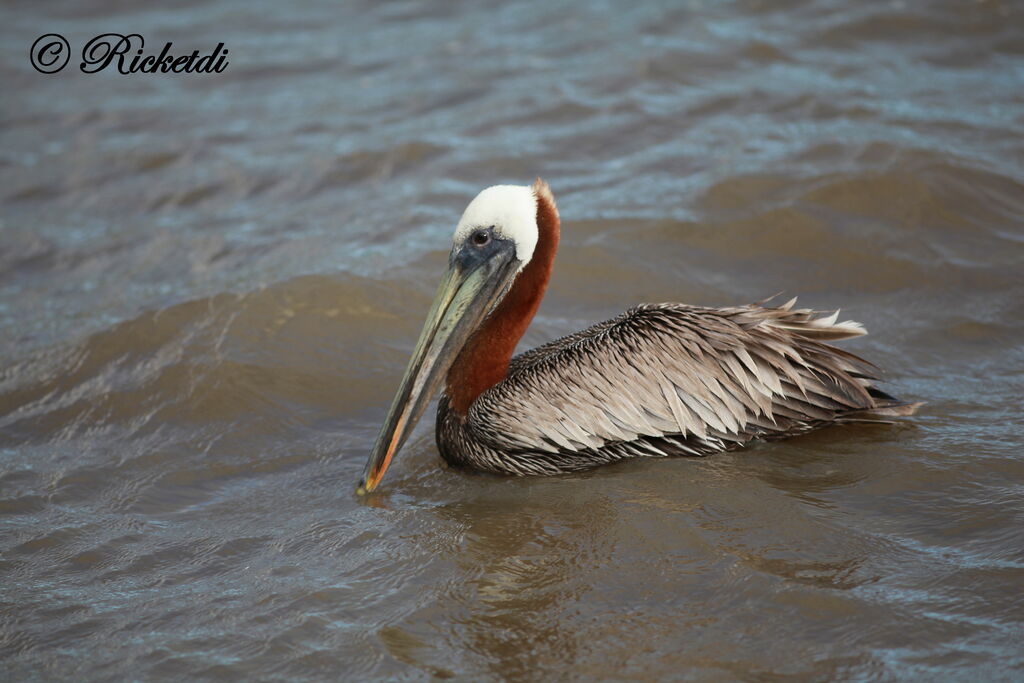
[437,299,916,476]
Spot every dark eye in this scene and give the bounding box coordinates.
[470,229,491,247]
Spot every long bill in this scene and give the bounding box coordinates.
[356,248,519,495]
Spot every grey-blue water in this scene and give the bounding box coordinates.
[2,0,1023,679]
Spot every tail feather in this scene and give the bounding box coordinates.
[774,320,866,341]
[755,294,922,422]
[755,296,868,341]
[847,401,924,420]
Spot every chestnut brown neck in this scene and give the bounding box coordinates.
[446,179,560,415]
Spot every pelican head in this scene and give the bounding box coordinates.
[356,182,547,494]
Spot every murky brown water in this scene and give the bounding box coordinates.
[3,0,1024,680]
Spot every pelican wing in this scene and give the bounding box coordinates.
[470,299,899,458]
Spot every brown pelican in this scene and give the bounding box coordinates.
[356,179,919,494]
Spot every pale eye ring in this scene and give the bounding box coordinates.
[470,229,491,247]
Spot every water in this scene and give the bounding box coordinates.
[2,0,1023,679]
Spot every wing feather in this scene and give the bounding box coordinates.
[470,300,896,457]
